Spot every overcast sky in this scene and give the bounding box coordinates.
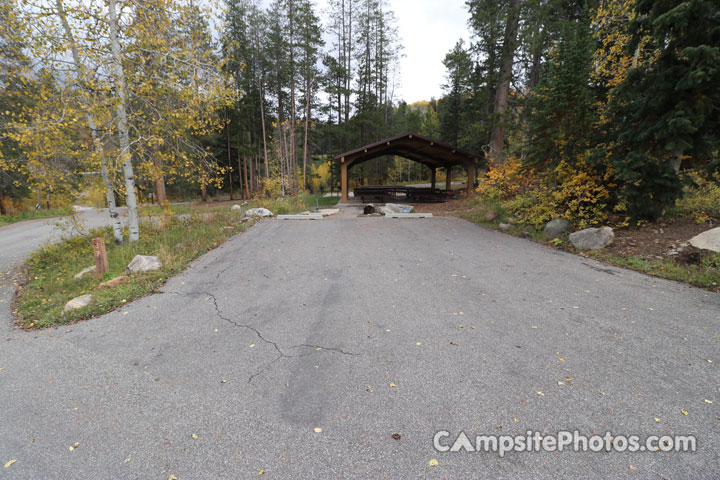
[315,0,473,104]
[383,0,472,103]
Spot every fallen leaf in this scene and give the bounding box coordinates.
[389,382,397,388]
[366,386,373,392]
[557,381,565,386]
[450,341,459,346]
[258,469,265,475]
[392,433,401,440]
[4,460,16,468]
[704,399,712,404]
[629,465,637,470]
[220,379,226,384]
[428,459,439,467]
[313,428,322,433]
[512,418,518,423]
[69,442,79,451]
[654,417,661,423]
[558,357,565,362]
[565,377,573,381]
[385,329,391,333]
[537,391,544,396]
[124,458,131,463]
[249,344,255,348]
[681,409,688,416]
[416,342,422,346]
[169,475,177,480]
[285,381,289,387]
[191,434,198,439]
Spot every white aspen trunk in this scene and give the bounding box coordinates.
[259,83,269,178]
[56,0,123,244]
[107,0,139,242]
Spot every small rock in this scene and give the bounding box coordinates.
[64,294,94,313]
[245,208,274,218]
[231,205,245,216]
[74,265,96,280]
[689,227,720,253]
[126,255,162,274]
[569,227,614,250]
[499,223,512,230]
[544,218,571,239]
[364,205,377,215]
[98,275,129,289]
[484,210,498,222]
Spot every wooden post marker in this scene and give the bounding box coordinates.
[92,237,109,277]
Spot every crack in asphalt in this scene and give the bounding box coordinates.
[163,290,359,383]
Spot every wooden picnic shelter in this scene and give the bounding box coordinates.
[334,133,482,203]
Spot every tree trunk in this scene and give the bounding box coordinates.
[154,160,167,205]
[225,125,233,200]
[242,151,250,199]
[108,0,140,242]
[303,76,311,191]
[488,0,521,166]
[0,182,6,215]
[668,151,683,174]
[57,0,124,243]
[258,84,269,178]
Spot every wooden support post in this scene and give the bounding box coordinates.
[341,160,348,203]
[467,163,476,194]
[430,168,436,190]
[445,166,452,192]
[92,237,109,278]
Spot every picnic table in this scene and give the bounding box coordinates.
[353,186,448,203]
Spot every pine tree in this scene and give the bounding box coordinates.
[608,0,720,220]
[527,12,597,171]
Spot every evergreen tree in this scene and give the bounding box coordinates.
[608,0,720,220]
[526,11,597,171]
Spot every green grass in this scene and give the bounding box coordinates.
[590,252,720,291]
[14,210,257,328]
[0,207,72,227]
[299,193,340,209]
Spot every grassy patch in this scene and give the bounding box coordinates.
[0,207,72,227]
[14,210,257,328]
[299,193,340,209]
[590,252,720,291]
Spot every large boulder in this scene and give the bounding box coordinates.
[74,265,96,280]
[64,294,94,313]
[484,210,499,222]
[126,255,162,274]
[544,218,571,239]
[569,227,614,250]
[245,207,274,218]
[689,227,720,253]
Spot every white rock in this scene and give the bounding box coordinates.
[245,208,274,218]
[64,294,94,313]
[378,203,414,215]
[126,255,163,274]
[499,223,512,230]
[231,204,245,213]
[74,265,96,280]
[689,227,720,253]
[569,227,614,250]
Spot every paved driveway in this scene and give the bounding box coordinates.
[0,216,718,478]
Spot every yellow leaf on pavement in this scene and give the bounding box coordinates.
[4,460,16,468]
[428,459,439,467]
